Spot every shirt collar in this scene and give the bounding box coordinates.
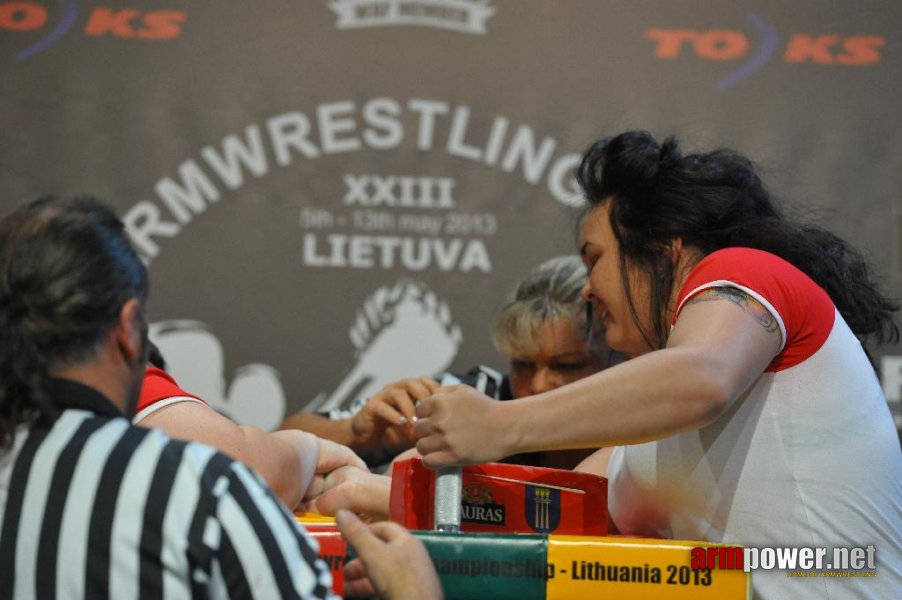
[45,377,124,418]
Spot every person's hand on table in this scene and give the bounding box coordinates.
[304,437,368,500]
[413,384,512,468]
[337,510,443,600]
[305,465,391,521]
[351,377,440,452]
[315,436,367,473]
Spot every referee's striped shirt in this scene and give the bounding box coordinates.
[0,378,337,599]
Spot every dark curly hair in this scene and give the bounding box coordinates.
[576,130,899,353]
[0,195,149,448]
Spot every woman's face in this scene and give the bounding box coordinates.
[579,201,654,355]
[509,316,610,398]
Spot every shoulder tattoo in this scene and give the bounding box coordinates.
[684,287,779,333]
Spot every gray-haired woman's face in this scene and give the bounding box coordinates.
[508,316,611,398]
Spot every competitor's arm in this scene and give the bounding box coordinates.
[282,377,439,456]
[280,412,358,448]
[141,403,364,509]
[305,466,392,521]
[141,403,312,507]
[415,288,782,466]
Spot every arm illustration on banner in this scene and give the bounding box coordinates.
[309,278,463,415]
[149,320,287,431]
[148,279,461,430]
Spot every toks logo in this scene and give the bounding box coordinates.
[1,1,186,62]
[645,14,885,91]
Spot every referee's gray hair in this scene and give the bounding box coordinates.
[492,255,589,357]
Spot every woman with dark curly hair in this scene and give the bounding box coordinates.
[414,131,901,598]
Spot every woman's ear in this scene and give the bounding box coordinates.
[667,237,684,263]
[670,239,705,284]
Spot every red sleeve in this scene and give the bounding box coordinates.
[673,247,835,372]
[138,367,207,413]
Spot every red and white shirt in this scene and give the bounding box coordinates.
[607,248,902,599]
[133,367,208,424]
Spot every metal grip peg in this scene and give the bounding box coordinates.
[433,466,462,533]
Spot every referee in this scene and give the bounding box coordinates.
[0,197,335,599]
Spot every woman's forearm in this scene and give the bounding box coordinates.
[281,412,355,446]
[504,346,732,454]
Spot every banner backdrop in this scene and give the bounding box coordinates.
[2,1,900,433]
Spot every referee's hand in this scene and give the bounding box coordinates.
[336,510,443,600]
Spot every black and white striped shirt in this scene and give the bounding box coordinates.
[0,378,336,599]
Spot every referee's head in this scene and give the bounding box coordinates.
[0,195,149,447]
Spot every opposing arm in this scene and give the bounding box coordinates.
[141,403,314,507]
[282,377,439,459]
[415,289,782,467]
[280,411,358,448]
[140,403,365,509]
